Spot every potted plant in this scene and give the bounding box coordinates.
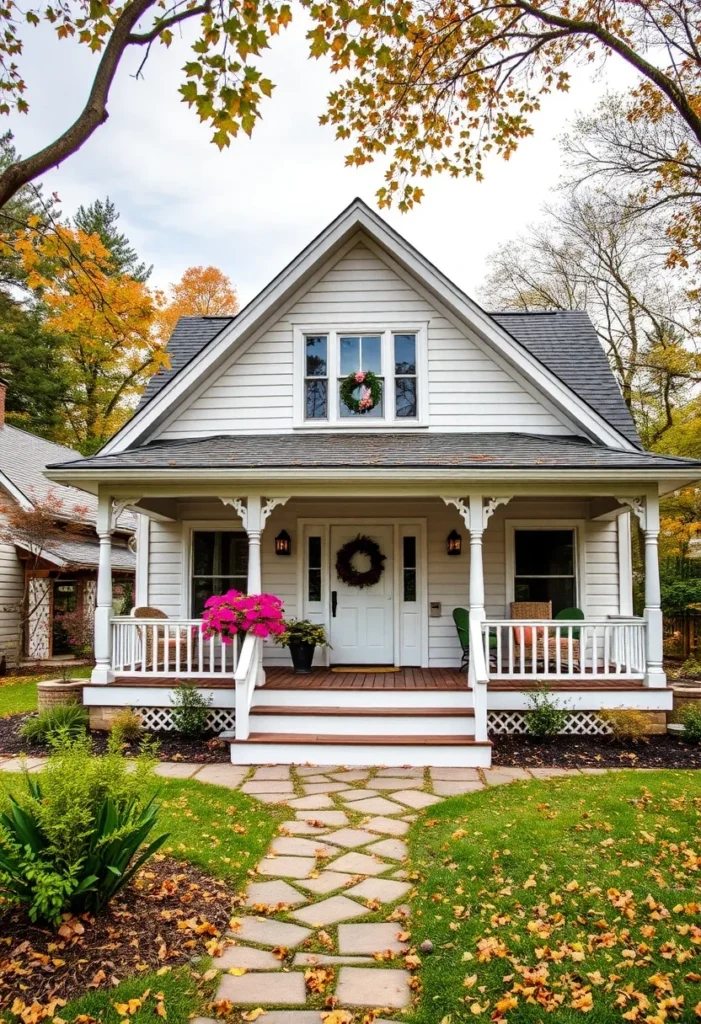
[276,619,330,674]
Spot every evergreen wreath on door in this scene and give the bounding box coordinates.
[335,534,386,589]
[339,370,382,414]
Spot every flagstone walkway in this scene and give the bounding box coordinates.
[0,755,605,1022]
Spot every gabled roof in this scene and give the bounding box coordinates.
[0,423,135,530]
[138,309,640,449]
[47,431,701,473]
[98,199,640,455]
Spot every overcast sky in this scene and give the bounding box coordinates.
[9,16,636,305]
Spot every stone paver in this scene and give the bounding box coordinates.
[270,836,339,858]
[323,827,376,848]
[372,777,425,790]
[281,821,329,835]
[336,967,412,1008]
[391,789,442,809]
[432,779,485,796]
[0,757,46,773]
[483,767,531,785]
[291,894,372,927]
[296,764,340,775]
[346,796,404,815]
[242,780,295,794]
[295,809,349,825]
[298,871,355,894]
[293,952,375,966]
[217,972,306,1005]
[365,838,408,860]
[244,879,308,908]
[213,944,281,969]
[252,765,291,780]
[231,916,312,948]
[299,774,332,783]
[430,767,480,780]
[375,767,425,777]
[338,922,410,955]
[303,782,350,794]
[254,792,293,804]
[257,855,317,879]
[192,764,248,787]
[287,794,335,810]
[345,877,412,903]
[364,815,410,836]
[329,851,390,876]
[328,770,369,782]
[153,762,202,779]
[529,767,582,777]
[241,1015,327,1024]
[337,788,381,802]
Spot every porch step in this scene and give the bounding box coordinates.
[229,733,492,768]
[247,704,476,737]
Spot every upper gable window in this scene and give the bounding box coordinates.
[297,327,426,427]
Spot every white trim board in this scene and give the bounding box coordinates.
[97,200,637,455]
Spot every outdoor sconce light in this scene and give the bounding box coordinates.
[446,529,462,556]
[275,529,291,556]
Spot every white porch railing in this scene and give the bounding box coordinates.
[234,633,265,740]
[481,618,647,680]
[111,617,239,677]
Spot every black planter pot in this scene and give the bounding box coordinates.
[289,641,316,674]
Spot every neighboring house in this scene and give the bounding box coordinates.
[0,383,135,666]
[46,200,701,766]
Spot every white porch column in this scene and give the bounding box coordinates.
[643,492,666,688]
[92,492,114,684]
[468,491,485,624]
[220,496,289,593]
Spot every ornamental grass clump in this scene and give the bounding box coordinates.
[20,703,88,745]
[201,589,285,643]
[0,734,167,926]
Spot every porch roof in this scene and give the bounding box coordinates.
[47,431,701,473]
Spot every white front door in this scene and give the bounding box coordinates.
[329,525,394,664]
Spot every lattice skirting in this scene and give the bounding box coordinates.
[488,710,613,736]
[136,706,236,733]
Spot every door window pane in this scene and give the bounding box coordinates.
[514,529,576,615]
[308,536,322,602]
[192,531,248,616]
[403,536,417,602]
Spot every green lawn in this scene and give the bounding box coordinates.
[0,666,93,718]
[406,770,701,1023]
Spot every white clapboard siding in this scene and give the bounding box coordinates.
[155,242,573,439]
[0,509,24,666]
[142,498,620,669]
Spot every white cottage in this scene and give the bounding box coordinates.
[46,200,701,767]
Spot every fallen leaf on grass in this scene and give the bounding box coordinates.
[241,1011,268,1022]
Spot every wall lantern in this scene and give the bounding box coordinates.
[446,529,462,556]
[275,529,291,556]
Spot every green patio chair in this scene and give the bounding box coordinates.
[554,606,584,640]
[453,607,497,671]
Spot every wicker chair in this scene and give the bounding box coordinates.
[131,606,190,670]
[509,601,580,669]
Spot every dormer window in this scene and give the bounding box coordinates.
[295,326,427,427]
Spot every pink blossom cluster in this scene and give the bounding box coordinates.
[358,386,373,411]
[354,371,366,384]
[202,589,285,644]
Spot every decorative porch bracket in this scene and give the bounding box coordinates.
[220,496,290,592]
[441,495,512,531]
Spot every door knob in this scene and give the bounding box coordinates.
[332,591,338,617]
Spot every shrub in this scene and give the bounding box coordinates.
[20,703,88,745]
[0,734,166,925]
[52,610,94,659]
[599,708,649,743]
[679,653,701,679]
[680,702,701,744]
[169,681,212,737]
[524,685,568,739]
[110,706,144,743]
[275,619,330,647]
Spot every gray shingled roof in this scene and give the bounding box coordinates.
[491,311,640,447]
[48,432,701,472]
[137,316,233,409]
[14,536,135,571]
[137,310,640,447]
[0,423,135,529]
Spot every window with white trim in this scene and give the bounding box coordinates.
[513,529,576,614]
[299,327,424,425]
[191,530,248,616]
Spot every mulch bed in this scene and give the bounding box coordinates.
[0,856,234,1018]
[0,713,230,762]
[491,732,701,768]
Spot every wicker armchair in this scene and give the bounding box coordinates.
[509,601,581,669]
[131,606,190,670]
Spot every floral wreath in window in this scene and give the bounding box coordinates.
[335,534,386,589]
[339,370,382,415]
